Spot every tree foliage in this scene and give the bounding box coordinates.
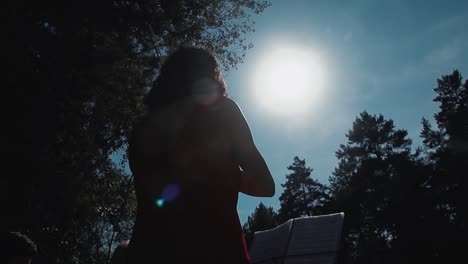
[3,1,270,263]
[418,70,468,263]
[328,70,467,263]
[242,202,278,249]
[278,157,330,223]
[330,111,413,193]
[327,112,420,263]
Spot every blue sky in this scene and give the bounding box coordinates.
[226,0,468,224]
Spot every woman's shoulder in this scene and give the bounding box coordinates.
[221,96,237,108]
[219,97,243,116]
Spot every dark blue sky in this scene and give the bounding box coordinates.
[227,0,468,224]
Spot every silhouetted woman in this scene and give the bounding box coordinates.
[126,47,275,264]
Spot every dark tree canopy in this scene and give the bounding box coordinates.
[327,71,468,264]
[278,157,329,223]
[330,111,413,195]
[432,70,468,143]
[418,70,468,263]
[327,112,418,263]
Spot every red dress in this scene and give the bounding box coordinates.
[126,98,250,264]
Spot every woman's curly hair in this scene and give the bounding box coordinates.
[144,47,227,110]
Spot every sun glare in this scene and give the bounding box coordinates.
[253,45,325,116]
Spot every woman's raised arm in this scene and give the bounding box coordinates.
[225,98,275,197]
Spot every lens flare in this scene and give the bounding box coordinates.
[162,184,180,201]
[156,198,165,207]
[155,184,181,207]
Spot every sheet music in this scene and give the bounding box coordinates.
[250,259,281,264]
[249,219,293,263]
[283,253,336,264]
[286,213,344,257]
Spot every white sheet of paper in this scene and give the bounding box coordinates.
[249,219,293,263]
[286,213,344,257]
[249,213,344,264]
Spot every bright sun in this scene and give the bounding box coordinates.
[253,46,325,116]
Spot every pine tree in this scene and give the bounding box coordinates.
[419,70,468,262]
[328,111,420,264]
[330,111,413,196]
[278,157,329,223]
[242,202,278,249]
